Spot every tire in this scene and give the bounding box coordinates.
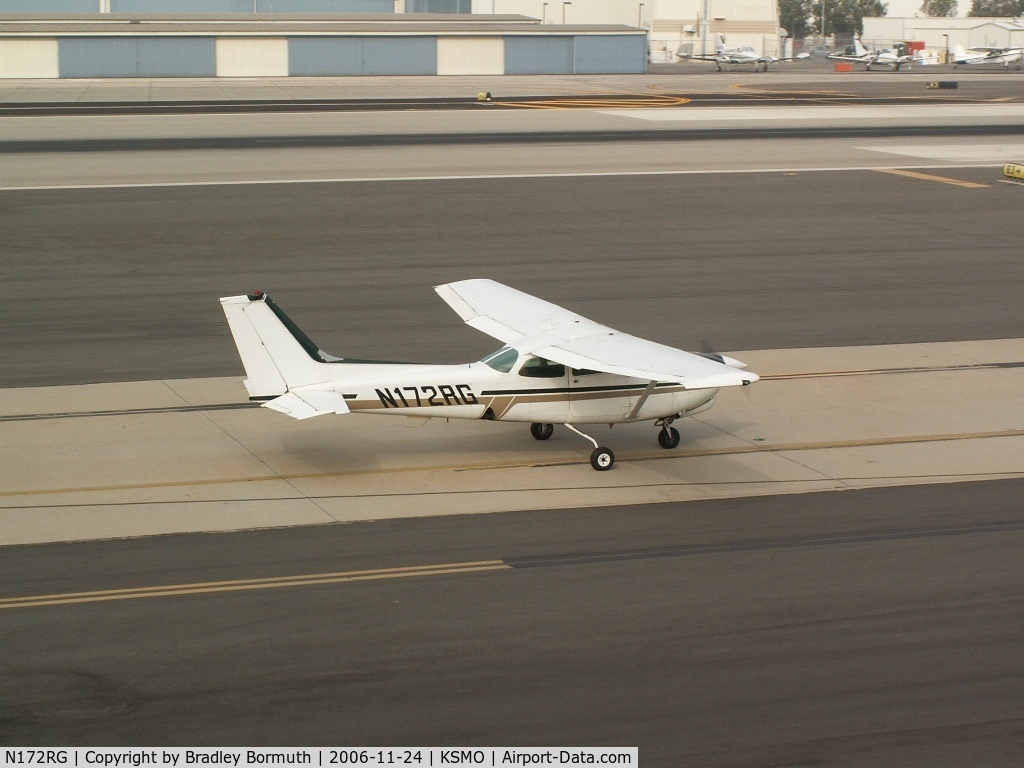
[658,427,681,450]
[590,447,615,471]
[530,423,554,441]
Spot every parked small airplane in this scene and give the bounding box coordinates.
[678,35,809,71]
[220,280,758,471]
[828,37,915,70]
[951,44,1023,69]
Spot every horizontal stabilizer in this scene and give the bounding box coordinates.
[263,390,351,420]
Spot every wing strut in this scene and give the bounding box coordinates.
[625,380,658,422]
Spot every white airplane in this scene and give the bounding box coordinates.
[678,35,809,71]
[828,37,914,70]
[220,280,758,471]
[952,44,1023,69]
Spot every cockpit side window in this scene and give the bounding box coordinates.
[481,347,519,373]
[518,357,566,378]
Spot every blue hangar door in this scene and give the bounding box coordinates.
[504,36,573,75]
[58,37,216,78]
[289,36,437,76]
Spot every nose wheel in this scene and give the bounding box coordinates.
[658,426,681,449]
[530,422,554,441]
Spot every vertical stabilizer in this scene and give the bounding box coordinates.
[220,292,329,399]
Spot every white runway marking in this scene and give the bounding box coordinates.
[858,143,1024,162]
[599,104,1024,122]
[0,163,1003,192]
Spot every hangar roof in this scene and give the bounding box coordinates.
[0,14,644,35]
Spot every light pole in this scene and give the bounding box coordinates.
[820,0,825,39]
[701,0,710,56]
[562,1,571,24]
[943,33,949,64]
[542,2,547,23]
[638,2,645,28]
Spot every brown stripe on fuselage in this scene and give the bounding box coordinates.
[342,383,691,416]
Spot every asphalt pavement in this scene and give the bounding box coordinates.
[3,479,1024,765]
[3,166,1022,388]
[3,73,1024,765]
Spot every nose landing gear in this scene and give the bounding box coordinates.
[655,417,681,449]
[658,426,681,449]
[530,422,554,441]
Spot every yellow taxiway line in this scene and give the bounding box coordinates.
[874,168,991,188]
[0,560,511,610]
[498,95,691,110]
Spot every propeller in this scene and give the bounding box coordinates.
[698,338,754,397]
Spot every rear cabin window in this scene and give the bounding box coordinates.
[519,357,566,378]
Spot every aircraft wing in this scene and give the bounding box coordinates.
[766,53,811,62]
[435,279,757,389]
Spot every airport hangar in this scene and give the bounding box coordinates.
[0,15,647,78]
[0,0,787,77]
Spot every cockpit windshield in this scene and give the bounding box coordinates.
[480,346,519,373]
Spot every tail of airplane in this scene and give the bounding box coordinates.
[854,37,870,57]
[220,292,330,399]
[952,44,967,60]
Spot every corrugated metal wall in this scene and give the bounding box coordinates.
[504,36,573,74]
[406,0,471,11]
[58,37,216,77]
[290,36,436,75]
[574,35,645,74]
[9,28,645,79]
[0,0,99,11]
[256,0,394,11]
[111,0,252,12]
[436,36,503,75]
[0,39,60,78]
[216,37,288,76]
[106,0,393,10]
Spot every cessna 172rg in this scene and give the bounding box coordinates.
[220,280,758,471]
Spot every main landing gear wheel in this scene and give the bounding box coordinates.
[590,447,615,471]
[530,422,554,441]
[658,427,681,449]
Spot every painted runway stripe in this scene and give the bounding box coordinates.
[0,402,257,423]
[873,167,992,188]
[760,360,1024,381]
[5,521,1022,610]
[0,561,511,610]
[0,163,1004,192]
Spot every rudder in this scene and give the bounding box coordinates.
[220,291,329,399]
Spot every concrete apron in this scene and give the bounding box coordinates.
[2,338,1023,546]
